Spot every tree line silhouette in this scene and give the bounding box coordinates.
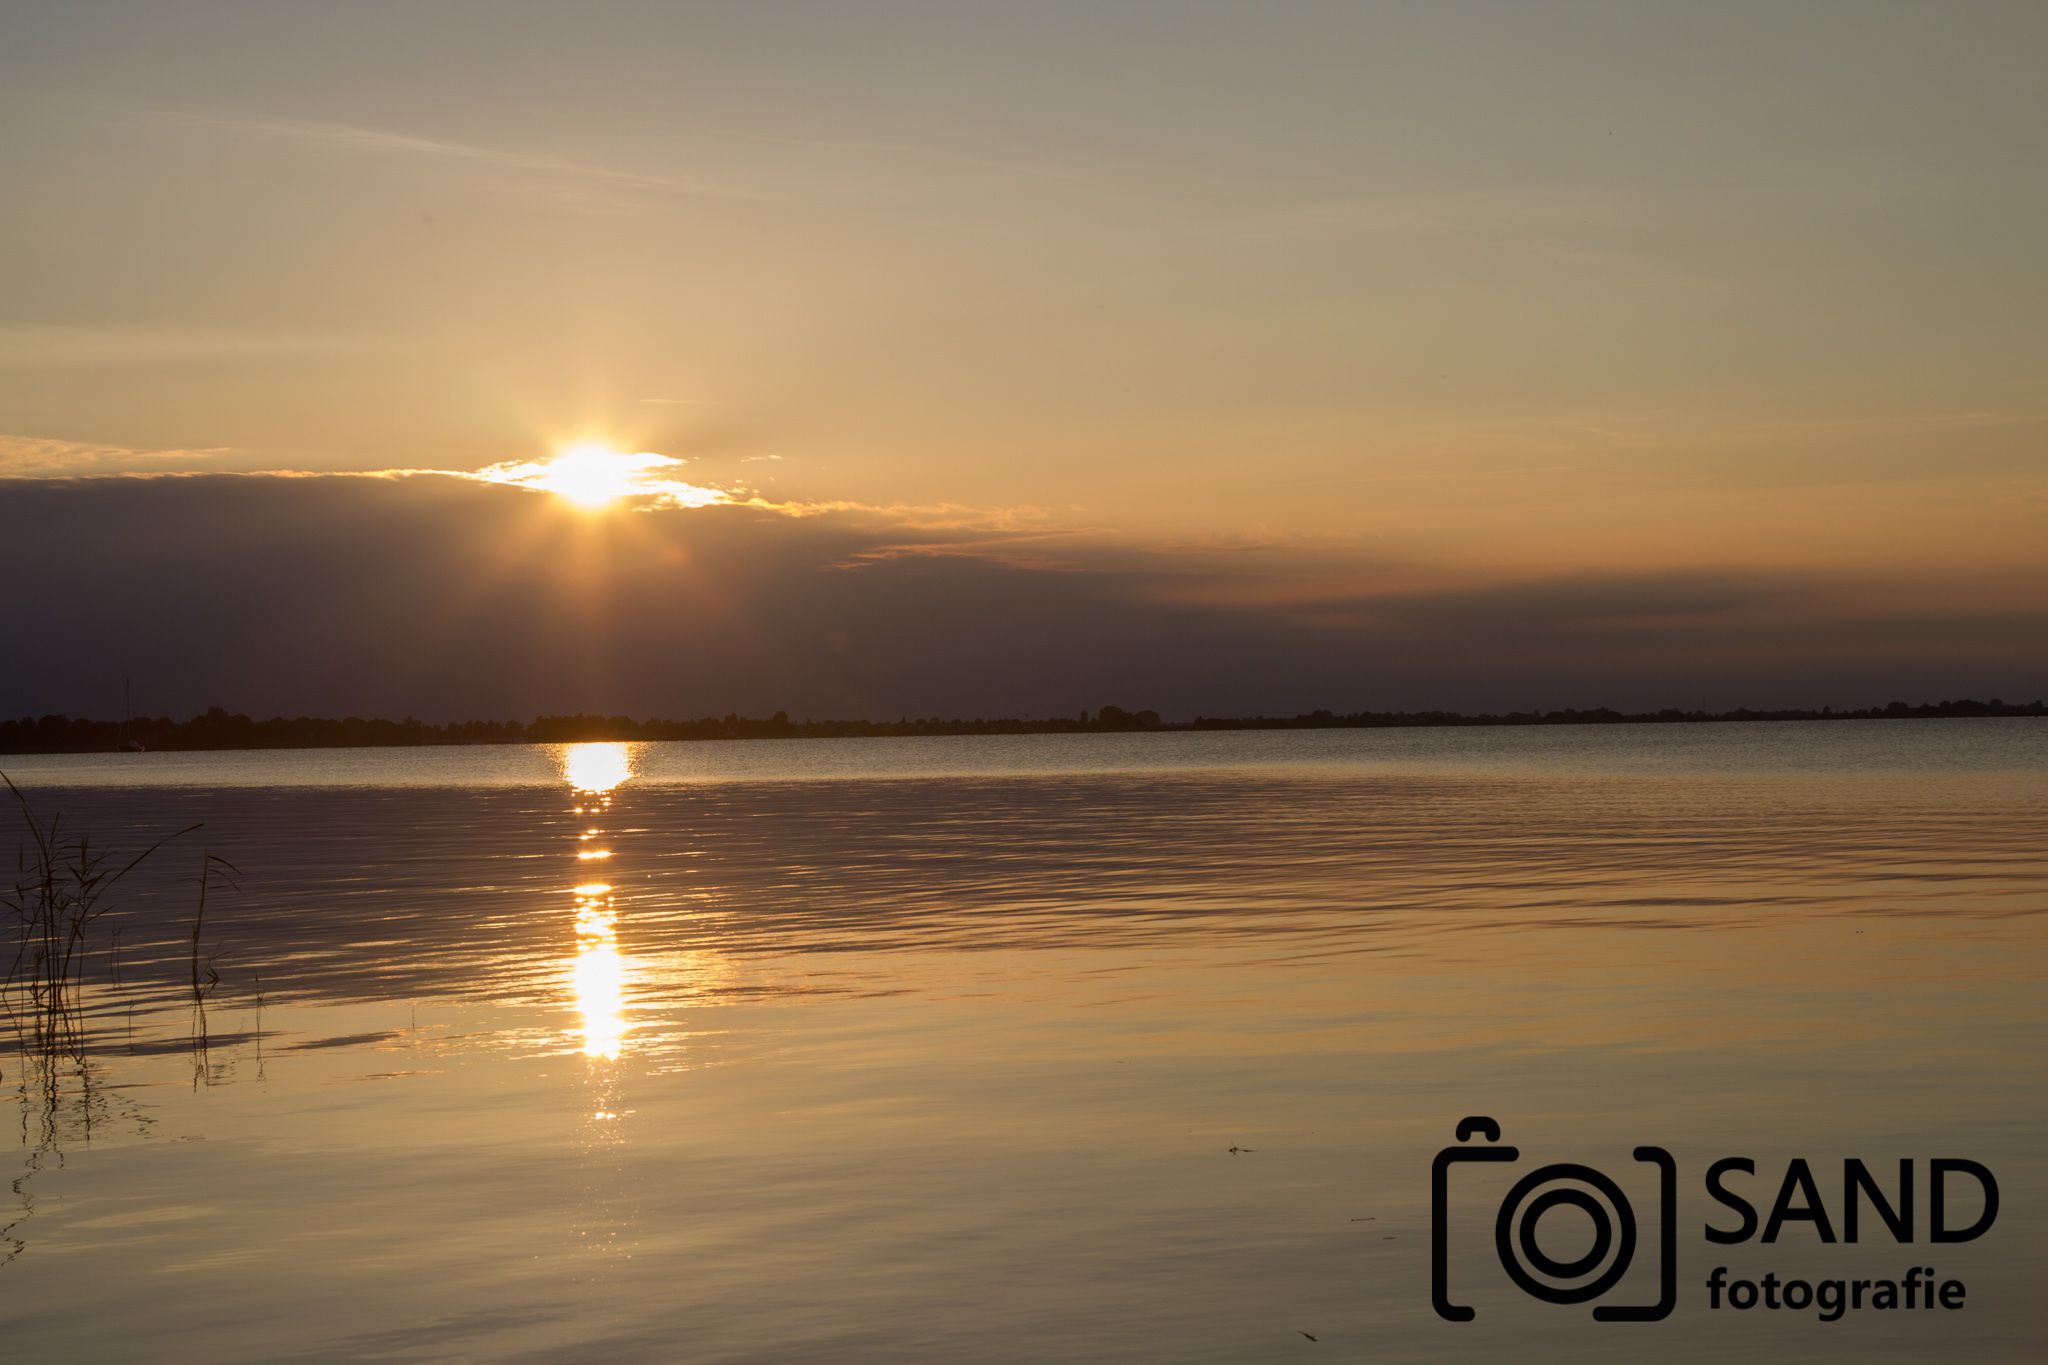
[1,698,2042,754]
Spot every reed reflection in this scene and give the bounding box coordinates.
[557,743,635,1060]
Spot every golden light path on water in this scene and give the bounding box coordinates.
[558,742,633,1060]
[563,740,633,797]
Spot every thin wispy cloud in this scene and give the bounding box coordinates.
[746,130,1077,182]
[0,433,236,477]
[149,106,756,204]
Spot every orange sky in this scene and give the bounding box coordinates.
[0,4,2043,716]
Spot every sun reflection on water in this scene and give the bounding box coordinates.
[561,741,633,796]
[572,881,627,1060]
[557,742,636,1059]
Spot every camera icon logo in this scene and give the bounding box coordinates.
[1431,1116,1677,1322]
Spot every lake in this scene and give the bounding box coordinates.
[2,721,2044,1362]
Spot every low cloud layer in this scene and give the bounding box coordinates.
[3,474,2041,723]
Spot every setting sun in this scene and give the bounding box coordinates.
[527,443,667,509]
[474,444,732,511]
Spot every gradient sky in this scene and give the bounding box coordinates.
[2,3,2044,720]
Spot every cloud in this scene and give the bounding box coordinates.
[2,473,2041,723]
[147,105,756,205]
[0,436,1049,529]
[1331,569,1817,630]
[0,433,236,477]
[470,446,735,510]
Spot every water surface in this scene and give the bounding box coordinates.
[3,722,2043,1361]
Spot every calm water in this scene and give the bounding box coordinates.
[2,722,2044,1362]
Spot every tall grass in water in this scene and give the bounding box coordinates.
[3,776,239,1268]
[2,774,199,1058]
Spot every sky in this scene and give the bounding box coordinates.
[2,2,2044,720]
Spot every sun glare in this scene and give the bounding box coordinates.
[562,741,633,794]
[530,443,664,509]
[474,443,733,511]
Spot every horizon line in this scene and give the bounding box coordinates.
[3,697,2042,756]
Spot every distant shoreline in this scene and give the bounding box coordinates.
[1,698,2040,756]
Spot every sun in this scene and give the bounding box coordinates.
[473,442,734,511]
[525,443,664,509]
